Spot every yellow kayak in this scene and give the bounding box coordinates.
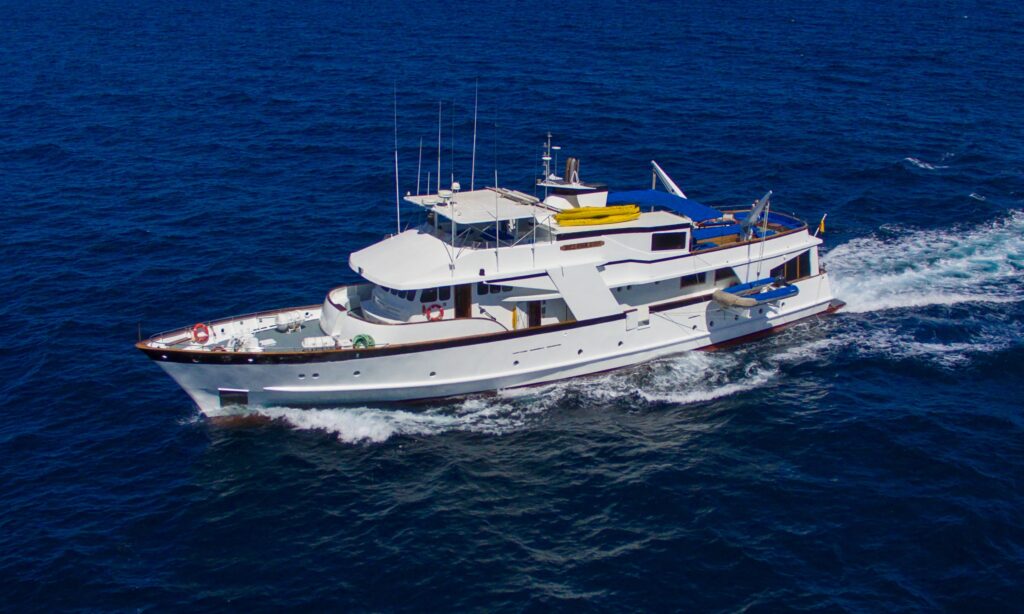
[557,212,641,226]
[555,204,639,221]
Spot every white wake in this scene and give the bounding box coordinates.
[825,211,1024,314]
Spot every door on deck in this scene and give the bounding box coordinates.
[527,301,542,328]
[455,284,472,318]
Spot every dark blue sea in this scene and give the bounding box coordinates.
[2,0,1023,610]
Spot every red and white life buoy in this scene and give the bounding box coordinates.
[192,323,211,344]
[424,304,444,321]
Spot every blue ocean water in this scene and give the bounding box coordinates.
[2,0,1023,610]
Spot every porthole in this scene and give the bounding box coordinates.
[734,315,739,320]
[161,354,168,360]
[429,371,436,377]
[577,349,583,355]
[298,374,305,379]
[247,358,254,363]
[312,373,319,379]
[758,308,763,314]
[617,341,623,346]
[353,370,361,377]
[709,321,714,327]
[692,325,697,330]
[513,360,519,366]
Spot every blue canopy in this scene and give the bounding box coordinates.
[606,190,723,223]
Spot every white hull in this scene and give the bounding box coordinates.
[157,274,837,414]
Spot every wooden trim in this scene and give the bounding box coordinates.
[560,240,604,251]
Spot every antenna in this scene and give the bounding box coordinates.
[416,137,423,195]
[449,100,455,187]
[542,132,552,180]
[436,100,442,195]
[471,80,478,191]
[393,84,400,234]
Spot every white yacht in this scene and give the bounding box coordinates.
[138,136,844,413]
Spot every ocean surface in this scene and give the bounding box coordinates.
[2,0,1023,610]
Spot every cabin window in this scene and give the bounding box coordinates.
[651,231,688,251]
[439,286,451,301]
[421,287,438,303]
[680,272,707,288]
[715,267,739,284]
[771,251,812,282]
[477,282,490,295]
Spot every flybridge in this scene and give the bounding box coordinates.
[404,187,544,225]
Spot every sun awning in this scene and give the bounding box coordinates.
[606,190,723,223]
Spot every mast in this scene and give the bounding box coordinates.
[449,100,455,187]
[416,137,423,195]
[471,80,478,191]
[393,85,400,234]
[436,101,442,195]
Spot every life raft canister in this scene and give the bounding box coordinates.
[192,323,211,344]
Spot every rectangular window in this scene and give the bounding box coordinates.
[680,272,707,288]
[715,267,739,284]
[770,251,812,282]
[477,282,490,295]
[651,232,688,251]
[439,286,451,301]
[421,287,438,303]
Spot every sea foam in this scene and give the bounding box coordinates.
[825,211,1024,314]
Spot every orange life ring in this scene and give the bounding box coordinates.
[192,323,211,343]
[424,304,444,321]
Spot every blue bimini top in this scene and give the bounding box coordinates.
[606,190,723,223]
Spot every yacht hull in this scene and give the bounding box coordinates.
[147,274,840,414]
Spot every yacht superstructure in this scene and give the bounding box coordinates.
[137,136,843,413]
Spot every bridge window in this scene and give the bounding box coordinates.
[651,231,688,251]
[477,282,490,295]
[421,287,452,303]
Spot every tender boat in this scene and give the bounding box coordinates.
[137,135,844,413]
